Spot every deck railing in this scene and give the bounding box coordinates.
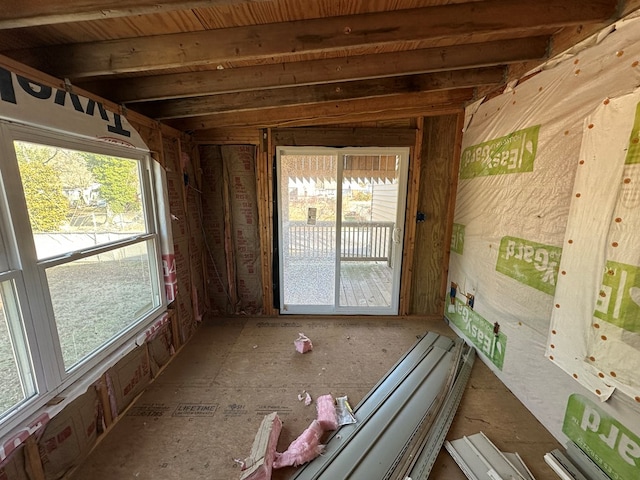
[286,221,394,264]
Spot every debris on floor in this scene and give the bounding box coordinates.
[295,333,313,353]
[297,391,312,405]
[445,431,535,480]
[239,412,282,480]
[315,394,338,431]
[289,332,475,479]
[273,419,325,468]
[335,395,356,426]
[544,441,608,480]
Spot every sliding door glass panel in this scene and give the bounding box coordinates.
[278,147,408,315]
[279,153,338,310]
[339,154,399,309]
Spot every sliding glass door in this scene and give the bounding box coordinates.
[277,147,409,314]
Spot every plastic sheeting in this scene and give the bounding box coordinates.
[447,12,640,451]
[0,67,147,150]
[548,89,640,400]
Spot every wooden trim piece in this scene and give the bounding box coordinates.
[95,374,114,429]
[272,127,416,148]
[169,308,182,350]
[24,436,45,480]
[399,118,423,315]
[169,89,472,130]
[11,0,616,78]
[256,130,275,315]
[80,37,549,103]
[221,154,238,312]
[439,112,465,314]
[266,128,277,315]
[0,1,267,28]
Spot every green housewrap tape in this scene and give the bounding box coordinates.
[495,236,562,296]
[460,125,540,179]
[625,102,640,165]
[563,394,640,480]
[446,298,506,370]
[594,260,640,333]
[451,223,465,255]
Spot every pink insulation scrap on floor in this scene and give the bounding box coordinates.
[315,394,338,431]
[273,420,325,469]
[240,412,282,480]
[297,391,312,405]
[294,333,313,353]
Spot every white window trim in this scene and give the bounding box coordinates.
[0,121,167,435]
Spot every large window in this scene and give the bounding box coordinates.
[0,279,36,418]
[0,124,164,430]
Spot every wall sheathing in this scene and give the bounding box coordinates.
[448,14,640,478]
[410,114,463,315]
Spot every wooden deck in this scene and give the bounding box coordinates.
[339,261,392,307]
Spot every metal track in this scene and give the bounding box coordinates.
[291,332,469,480]
[564,442,610,480]
[445,432,529,480]
[405,345,476,479]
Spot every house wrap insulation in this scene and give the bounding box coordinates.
[447,12,640,479]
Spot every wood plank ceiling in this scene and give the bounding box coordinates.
[0,0,637,134]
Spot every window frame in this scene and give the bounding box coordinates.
[0,121,167,433]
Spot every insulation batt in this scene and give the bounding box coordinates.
[294,333,313,353]
[273,420,325,468]
[240,412,282,480]
[315,394,338,431]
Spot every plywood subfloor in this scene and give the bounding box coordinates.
[70,316,561,479]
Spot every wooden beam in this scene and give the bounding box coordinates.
[137,67,504,119]
[10,0,616,78]
[79,37,548,103]
[0,1,268,28]
[193,127,262,144]
[168,89,472,130]
[255,131,275,315]
[271,127,417,148]
[0,53,163,132]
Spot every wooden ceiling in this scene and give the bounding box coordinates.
[1,0,638,134]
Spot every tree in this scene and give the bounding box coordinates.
[88,156,139,215]
[15,143,68,232]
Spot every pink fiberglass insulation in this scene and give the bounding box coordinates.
[316,394,338,431]
[240,412,282,480]
[273,420,325,469]
[294,333,313,353]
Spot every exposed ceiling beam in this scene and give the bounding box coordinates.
[167,88,474,130]
[0,1,268,29]
[80,37,548,103]
[7,0,616,79]
[135,67,504,119]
